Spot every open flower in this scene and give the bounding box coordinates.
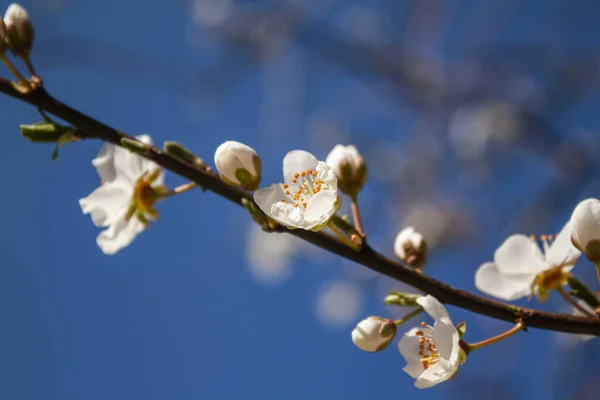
[398,295,460,389]
[254,150,340,231]
[475,222,581,301]
[79,135,167,255]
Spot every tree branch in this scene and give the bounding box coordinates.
[2,78,600,335]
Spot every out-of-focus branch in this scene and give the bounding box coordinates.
[2,78,600,335]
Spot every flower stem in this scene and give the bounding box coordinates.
[464,321,525,353]
[556,286,598,319]
[160,182,198,198]
[1,55,31,89]
[350,195,365,237]
[22,54,37,77]
[394,307,423,326]
[327,221,361,250]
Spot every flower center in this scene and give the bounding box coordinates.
[416,322,440,370]
[124,169,165,226]
[281,169,331,211]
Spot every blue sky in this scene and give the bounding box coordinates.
[1,1,600,399]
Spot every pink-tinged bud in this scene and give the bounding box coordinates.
[394,226,427,268]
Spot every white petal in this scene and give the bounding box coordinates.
[214,141,258,184]
[398,328,426,379]
[96,217,145,255]
[283,150,320,184]
[545,220,581,266]
[92,142,117,182]
[414,359,457,389]
[571,198,600,249]
[416,295,449,321]
[303,190,337,225]
[79,181,131,227]
[254,184,291,215]
[494,234,545,275]
[270,201,305,228]
[315,161,338,192]
[432,317,459,363]
[474,262,533,301]
[113,135,156,183]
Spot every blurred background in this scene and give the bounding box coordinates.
[1,0,600,398]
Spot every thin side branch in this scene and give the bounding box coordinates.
[2,78,600,336]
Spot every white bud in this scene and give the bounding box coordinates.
[351,316,397,352]
[214,141,261,191]
[325,144,367,196]
[394,226,427,268]
[571,198,600,261]
[4,3,34,56]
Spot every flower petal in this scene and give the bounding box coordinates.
[113,135,157,183]
[254,184,291,215]
[315,161,338,192]
[414,359,457,389]
[79,180,131,227]
[494,234,545,275]
[432,317,459,363]
[303,190,337,225]
[92,142,117,182]
[416,295,449,321]
[283,150,320,184]
[475,262,533,301]
[96,217,145,255]
[545,221,581,267]
[398,328,426,379]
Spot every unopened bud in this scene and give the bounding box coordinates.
[325,144,367,196]
[384,291,421,307]
[20,121,70,143]
[570,198,600,262]
[121,137,151,156]
[4,3,34,56]
[351,316,397,352]
[214,141,261,191]
[394,226,427,268]
[164,141,208,169]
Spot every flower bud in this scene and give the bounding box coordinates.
[325,144,367,197]
[214,141,261,191]
[384,291,421,307]
[351,316,397,352]
[4,3,34,56]
[394,226,427,268]
[571,198,600,262]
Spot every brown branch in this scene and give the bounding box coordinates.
[2,78,600,336]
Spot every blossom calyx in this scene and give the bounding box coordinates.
[570,198,600,262]
[325,145,367,197]
[394,226,427,269]
[351,316,397,352]
[214,141,261,191]
[3,3,34,56]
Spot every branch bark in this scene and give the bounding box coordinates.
[2,78,600,335]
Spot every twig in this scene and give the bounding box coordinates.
[1,79,600,335]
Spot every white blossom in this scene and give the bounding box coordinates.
[398,295,460,389]
[79,135,166,255]
[254,150,340,231]
[570,198,600,260]
[214,141,261,190]
[325,144,367,196]
[351,316,397,352]
[475,222,580,301]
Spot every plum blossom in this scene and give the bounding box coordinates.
[254,150,340,231]
[398,295,460,389]
[214,141,261,190]
[79,135,166,255]
[475,222,581,301]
